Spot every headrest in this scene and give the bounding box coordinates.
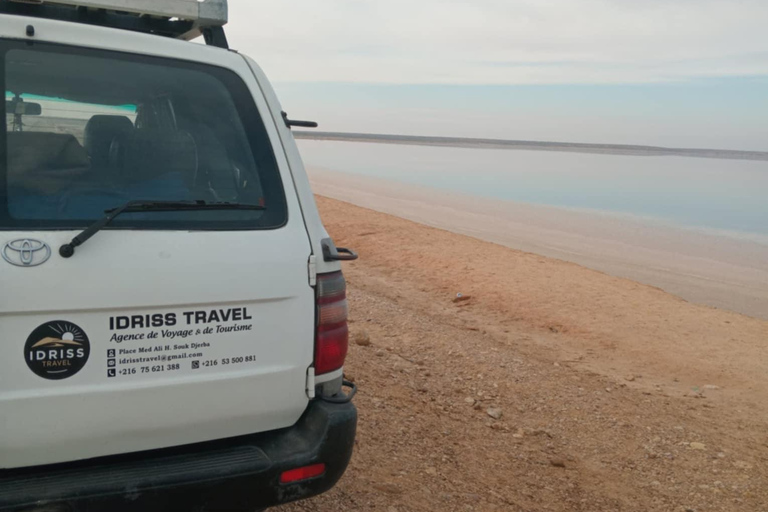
[84,115,134,167]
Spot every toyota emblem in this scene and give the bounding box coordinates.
[2,239,52,267]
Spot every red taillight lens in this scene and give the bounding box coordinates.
[315,272,348,375]
[280,463,326,484]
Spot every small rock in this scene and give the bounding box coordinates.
[354,331,372,347]
[372,483,403,495]
[733,460,753,470]
[605,388,612,393]
[625,375,636,382]
[512,428,525,438]
[703,384,721,391]
[465,397,475,404]
[439,493,452,501]
[425,467,437,476]
[650,480,661,487]
[486,407,503,420]
[453,294,472,303]
[550,458,566,468]
[689,442,706,450]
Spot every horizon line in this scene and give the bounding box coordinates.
[293,131,768,162]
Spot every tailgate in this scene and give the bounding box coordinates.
[0,229,314,469]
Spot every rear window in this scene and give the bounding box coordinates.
[0,41,287,230]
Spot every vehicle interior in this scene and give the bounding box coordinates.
[3,45,275,226]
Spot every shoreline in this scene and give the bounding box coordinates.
[308,166,768,320]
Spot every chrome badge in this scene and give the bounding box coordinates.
[2,239,52,267]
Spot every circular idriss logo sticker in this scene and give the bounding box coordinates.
[25,321,90,380]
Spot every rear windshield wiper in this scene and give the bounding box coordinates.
[59,200,266,258]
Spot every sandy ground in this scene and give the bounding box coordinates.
[280,196,768,512]
[307,167,768,321]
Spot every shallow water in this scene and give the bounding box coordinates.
[297,140,768,237]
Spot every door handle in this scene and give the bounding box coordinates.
[332,247,359,261]
[321,239,359,262]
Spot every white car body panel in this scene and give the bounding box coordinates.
[241,55,340,277]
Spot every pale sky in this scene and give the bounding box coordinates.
[225,0,768,149]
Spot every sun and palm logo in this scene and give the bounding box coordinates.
[25,321,90,380]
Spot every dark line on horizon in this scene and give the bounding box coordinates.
[293,131,768,162]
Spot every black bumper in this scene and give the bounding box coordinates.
[0,400,357,512]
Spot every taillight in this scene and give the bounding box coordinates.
[315,271,348,375]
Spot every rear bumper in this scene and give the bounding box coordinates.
[0,400,357,512]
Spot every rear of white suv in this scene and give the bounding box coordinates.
[0,4,356,511]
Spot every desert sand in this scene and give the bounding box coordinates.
[308,166,768,320]
[281,195,768,512]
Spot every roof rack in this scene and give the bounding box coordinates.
[0,0,230,48]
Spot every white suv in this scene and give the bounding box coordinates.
[0,1,357,511]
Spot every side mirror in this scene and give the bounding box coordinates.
[6,100,42,116]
